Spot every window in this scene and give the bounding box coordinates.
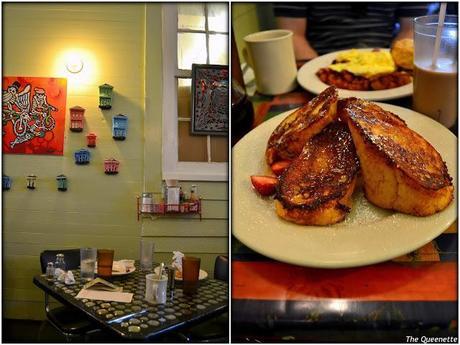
[162,3,228,181]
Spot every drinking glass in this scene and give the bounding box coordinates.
[413,15,458,128]
[80,248,97,281]
[97,249,114,277]
[182,256,201,295]
[140,239,154,271]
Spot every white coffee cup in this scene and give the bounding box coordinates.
[243,29,297,95]
[145,274,167,304]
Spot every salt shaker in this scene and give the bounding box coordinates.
[46,262,55,281]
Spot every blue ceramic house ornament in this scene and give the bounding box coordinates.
[112,114,128,140]
[74,149,91,165]
[2,175,12,190]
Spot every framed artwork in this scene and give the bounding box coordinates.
[2,76,67,155]
[191,64,228,136]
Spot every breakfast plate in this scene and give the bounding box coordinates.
[154,267,208,281]
[297,48,413,101]
[232,103,457,268]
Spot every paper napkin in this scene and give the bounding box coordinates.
[76,289,133,303]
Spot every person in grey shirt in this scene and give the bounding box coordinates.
[273,2,436,61]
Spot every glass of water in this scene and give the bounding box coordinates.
[140,239,154,271]
[80,248,97,281]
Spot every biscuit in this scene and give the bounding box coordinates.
[391,38,414,70]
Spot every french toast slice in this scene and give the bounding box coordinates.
[275,121,360,225]
[341,99,453,216]
[266,86,338,166]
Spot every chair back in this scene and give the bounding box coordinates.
[40,249,81,273]
[214,255,228,282]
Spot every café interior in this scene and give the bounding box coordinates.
[3,2,228,342]
[2,1,459,344]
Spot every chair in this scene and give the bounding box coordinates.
[39,249,99,341]
[214,255,229,282]
[175,255,229,343]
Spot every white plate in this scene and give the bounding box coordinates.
[232,104,457,269]
[297,48,413,101]
[94,261,136,276]
[154,267,208,281]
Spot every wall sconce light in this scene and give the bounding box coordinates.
[27,174,37,189]
[112,114,128,140]
[86,132,97,148]
[3,175,12,191]
[99,83,113,109]
[66,55,84,73]
[69,106,85,132]
[104,158,120,174]
[74,149,91,165]
[56,174,68,191]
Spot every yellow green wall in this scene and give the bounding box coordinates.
[232,4,261,61]
[3,3,228,320]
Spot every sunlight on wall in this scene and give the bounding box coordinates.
[54,49,99,92]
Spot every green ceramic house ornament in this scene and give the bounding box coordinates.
[99,83,113,109]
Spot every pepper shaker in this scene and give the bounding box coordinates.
[167,266,176,292]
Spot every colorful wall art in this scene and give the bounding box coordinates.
[191,64,228,135]
[2,77,67,155]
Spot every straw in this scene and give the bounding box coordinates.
[431,3,447,68]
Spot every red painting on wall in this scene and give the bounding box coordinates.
[2,77,67,155]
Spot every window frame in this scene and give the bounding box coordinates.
[161,4,228,181]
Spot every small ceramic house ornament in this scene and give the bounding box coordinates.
[2,175,12,190]
[86,133,97,148]
[104,158,120,174]
[99,83,113,109]
[112,114,128,140]
[56,174,68,191]
[69,106,85,132]
[74,149,91,165]
[27,174,37,189]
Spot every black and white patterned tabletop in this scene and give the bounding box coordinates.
[34,265,228,340]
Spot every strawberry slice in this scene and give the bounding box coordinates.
[250,175,278,196]
[271,160,291,176]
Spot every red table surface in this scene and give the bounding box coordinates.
[233,261,457,302]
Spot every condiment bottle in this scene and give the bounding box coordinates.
[141,192,153,213]
[179,187,185,203]
[46,262,55,281]
[54,253,66,273]
[190,185,197,202]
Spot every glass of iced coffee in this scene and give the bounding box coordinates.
[413,15,457,129]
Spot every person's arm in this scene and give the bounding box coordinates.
[276,17,318,61]
[392,17,414,45]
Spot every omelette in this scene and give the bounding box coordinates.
[328,49,396,78]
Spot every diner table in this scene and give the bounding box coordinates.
[33,263,228,341]
[231,87,458,342]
